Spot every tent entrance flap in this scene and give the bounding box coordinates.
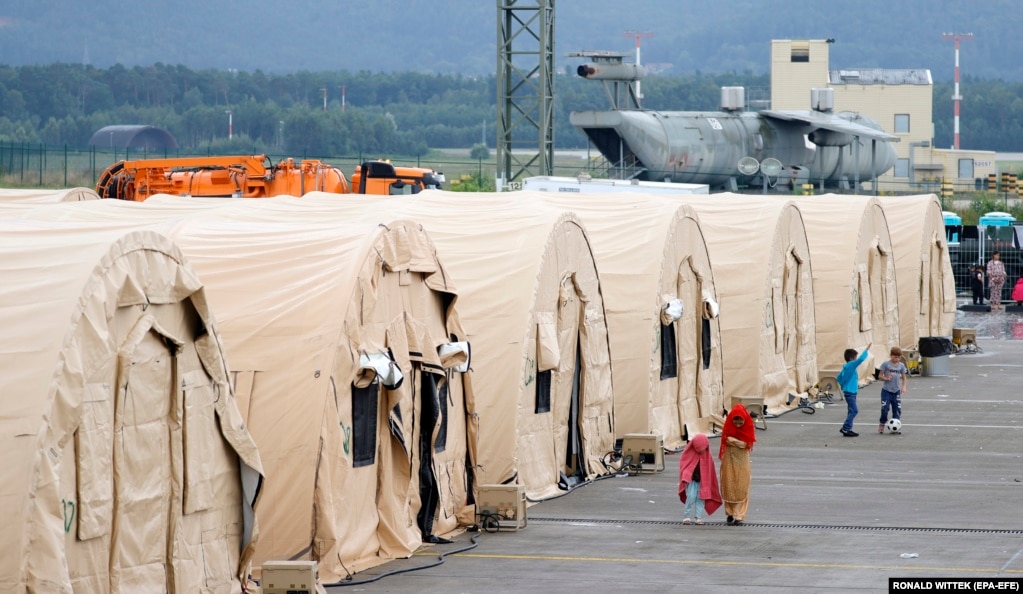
[417,369,443,541]
[559,337,585,491]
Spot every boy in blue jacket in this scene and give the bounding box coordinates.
[837,342,871,437]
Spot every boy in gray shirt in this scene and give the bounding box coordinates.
[877,346,908,434]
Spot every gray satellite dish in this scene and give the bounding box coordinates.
[760,157,783,177]
[737,156,760,176]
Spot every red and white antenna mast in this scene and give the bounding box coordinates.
[624,31,653,105]
[942,32,973,150]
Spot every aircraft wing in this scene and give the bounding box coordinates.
[760,110,900,142]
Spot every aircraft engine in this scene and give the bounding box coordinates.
[576,62,644,81]
[808,129,854,147]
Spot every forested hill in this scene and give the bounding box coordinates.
[1,0,1021,80]
[2,63,1021,153]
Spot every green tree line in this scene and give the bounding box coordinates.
[1,63,1021,155]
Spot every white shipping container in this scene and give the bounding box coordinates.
[521,176,709,195]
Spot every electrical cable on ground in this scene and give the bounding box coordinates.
[322,531,482,587]
[766,404,817,418]
[523,452,651,504]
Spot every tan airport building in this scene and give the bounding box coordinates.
[770,39,995,193]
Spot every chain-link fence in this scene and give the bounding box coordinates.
[949,227,1023,301]
[0,142,505,190]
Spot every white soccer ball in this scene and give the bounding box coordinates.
[886,418,902,432]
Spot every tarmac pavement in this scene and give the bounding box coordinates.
[325,306,1023,594]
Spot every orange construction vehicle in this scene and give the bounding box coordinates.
[95,155,444,200]
[350,161,446,195]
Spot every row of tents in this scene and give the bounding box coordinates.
[0,187,955,592]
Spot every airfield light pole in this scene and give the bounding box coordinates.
[942,32,972,150]
[225,110,233,140]
[624,31,653,106]
[321,88,328,111]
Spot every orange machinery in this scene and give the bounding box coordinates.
[95,155,445,200]
[350,161,446,195]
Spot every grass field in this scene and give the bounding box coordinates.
[1,146,1021,197]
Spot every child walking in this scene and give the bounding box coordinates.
[677,433,721,525]
[971,266,986,305]
[877,346,909,434]
[837,342,871,437]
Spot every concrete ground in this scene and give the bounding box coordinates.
[325,305,1023,593]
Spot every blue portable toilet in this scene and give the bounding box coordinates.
[978,211,1016,227]
[978,212,1018,263]
[943,211,962,244]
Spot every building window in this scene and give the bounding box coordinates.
[894,159,909,178]
[894,114,910,133]
[790,41,809,62]
[958,159,975,180]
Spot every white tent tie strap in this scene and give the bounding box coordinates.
[358,351,404,389]
[661,298,684,325]
[438,341,471,372]
[702,291,720,319]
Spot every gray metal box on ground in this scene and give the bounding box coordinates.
[477,484,527,531]
[261,560,318,594]
[621,433,665,472]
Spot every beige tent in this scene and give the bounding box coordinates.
[518,191,725,448]
[0,220,263,593]
[299,190,616,501]
[0,187,100,202]
[878,194,956,348]
[672,195,818,414]
[793,195,900,381]
[11,197,477,581]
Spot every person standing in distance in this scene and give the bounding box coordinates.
[877,347,908,434]
[987,251,1007,311]
[970,265,986,306]
[837,342,871,437]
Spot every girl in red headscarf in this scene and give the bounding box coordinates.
[719,403,756,526]
[677,433,722,525]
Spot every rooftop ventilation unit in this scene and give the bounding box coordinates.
[810,88,834,112]
[720,86,745,111]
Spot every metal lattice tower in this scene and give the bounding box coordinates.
[496,0,554,190]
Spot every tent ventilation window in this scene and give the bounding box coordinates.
[701,318,712,370]
[660,323,678,380]
[429,374,450,453]
[351,382,379,467]
[535,370,552,413]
